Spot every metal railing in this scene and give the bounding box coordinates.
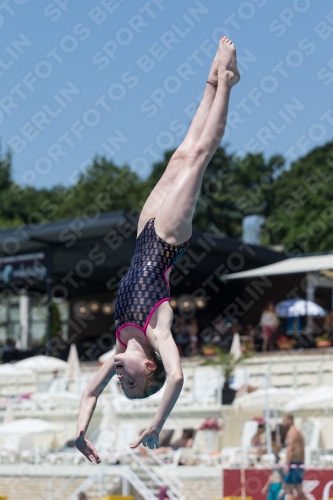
[43,452,187,500]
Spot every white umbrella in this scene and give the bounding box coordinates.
[0,364,34,376]
[14,355,67,372]
[233,387,305,411]
[98,346,116,364]
[230,333,242,361]
[0,418,62,434]
[65,343,81,383]
[284,386,333,412]
[276,299,326,318]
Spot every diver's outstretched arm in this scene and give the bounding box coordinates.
[75,356,116,463]
[130,335,183,450]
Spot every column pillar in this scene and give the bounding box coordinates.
[306,273,315,302]
[19,290,30,350]
[122,476,130,496]
[45,247,53,356]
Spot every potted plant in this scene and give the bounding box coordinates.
[199,417,223,431]
[201,344,217,356]
[198,418,224,454]
[276,334,294,350]
[315,333,332,348]
[202,347,251,405]
[241,340,255,354]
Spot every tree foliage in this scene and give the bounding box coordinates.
[262,140,333,253]
[53,156,143,219]
[1,140,333,253]
[142,148,285,237]
[41,301,62,351]
[201,346,251,388]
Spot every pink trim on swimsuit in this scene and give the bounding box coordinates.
[116,265,173,347]
[116,298,170,347]
[116,266,172,347]
[114,217,191,347]
[164,265,173,291]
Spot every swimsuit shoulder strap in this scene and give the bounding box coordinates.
[116,328,127,347]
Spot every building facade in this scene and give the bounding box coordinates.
[0,210,284,360]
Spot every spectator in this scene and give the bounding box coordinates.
[261,469,285,500]
[2,338,18,363]
[236,384,258,397]
[282,413,305,500]
[260,301,280,352]
[214,316,228,337]
[78,492,88,500]
[231,318,243,335]
[174,318,190,356]
[213,316,233,350]
[251,423,267,456]
[169,428,194,449]
[215,318,243,351]
[159,486,170,500]
[324,311,333,342]
[244,322,262,351]
[143,428,195,456]
[187,317,199,355]
[244,322,255,337]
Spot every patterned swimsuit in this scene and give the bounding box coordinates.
[114,218,191,346]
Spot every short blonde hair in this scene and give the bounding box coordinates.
[122,350,167,400]
[141,350,167,398]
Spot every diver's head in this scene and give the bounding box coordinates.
[114,340,166,399]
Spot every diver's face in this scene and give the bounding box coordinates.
[114,352,149,398]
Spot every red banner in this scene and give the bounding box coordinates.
[223,468,333,500]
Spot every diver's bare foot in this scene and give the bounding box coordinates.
[218,36,240,88]
[207,46,219,87]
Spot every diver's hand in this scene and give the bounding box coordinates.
[130,426,160,449]
[75,430,101,463]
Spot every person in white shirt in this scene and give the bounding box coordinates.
[260,301,280,352]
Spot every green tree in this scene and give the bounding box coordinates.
[42,301,62,346]
[0,146,56,227]
[0,154,146,228]
[201,346,251,388]
[0,145,11,191]
[0,147,25,227]
[53,156,145,219]
[264,140,333,252]
[3,137,333,254]
[144,147,285,238]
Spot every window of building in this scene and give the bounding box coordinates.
[0,294,69,347]
[0,296,20,344]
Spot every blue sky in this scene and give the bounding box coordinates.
[1,0,333,188]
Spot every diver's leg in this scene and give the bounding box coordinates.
[155,37,240,245]
[137,46,220,236]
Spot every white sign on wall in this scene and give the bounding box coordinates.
[0,253,47,284]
